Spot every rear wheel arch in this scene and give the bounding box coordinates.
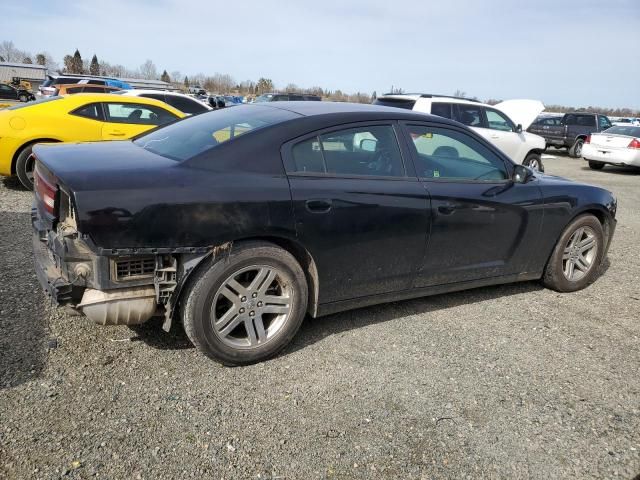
[11,138,62,175]
[173,236,320,324]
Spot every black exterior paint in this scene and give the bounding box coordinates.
[32,102,617,318]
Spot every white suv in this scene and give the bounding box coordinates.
[374,94,546,171]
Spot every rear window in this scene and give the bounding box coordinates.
[134,105,300,161]
[603,126,640,137]
[372,98,416,110]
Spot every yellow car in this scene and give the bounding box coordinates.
[0,93,185,189]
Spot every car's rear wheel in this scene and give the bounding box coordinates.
[19,94,28,102]
[588,161,605,170]
[15,145,37,190]
[524,153,544,172]
[569,138,584,158]
[542,215,604,292]
[182,241,308,365]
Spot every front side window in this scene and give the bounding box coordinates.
[104,102,178,125]
[485,108,514,131]
[407,125,508,181]
[454,104,485,127]
[290,125,405,177]
[599,116,612,129]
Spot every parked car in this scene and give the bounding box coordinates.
[255,92,322,102]
[527,112,613,157]
[374,94,546,171]
[611,117,640,127]
[31,102,617,365]
[39,75,132,97]
[582,125,640,170]
[0,82,36,102]
[530,114,563,128]
[113,89,211,115]
[207,95,226,109]
[0,94,184,189]
[54,84,122,95]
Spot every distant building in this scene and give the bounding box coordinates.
[0,62,48,89]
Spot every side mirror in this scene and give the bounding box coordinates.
[360,138,377,152]
[515,124,523,133]
[513,164,532,184]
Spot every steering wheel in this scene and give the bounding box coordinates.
[368,148,394,174]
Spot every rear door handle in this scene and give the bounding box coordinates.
[305,199,332,213]
[438,203,458,215]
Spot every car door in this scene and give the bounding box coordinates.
[101,102,179,139]
[481,107,526,161]
[0,84,17,100]
[282,122,431,304]
[401,122,543,287]
[61,102,106,140]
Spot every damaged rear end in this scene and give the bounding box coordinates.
[32,160,164,325]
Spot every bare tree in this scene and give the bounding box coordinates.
[139,59,158,80]
[0,41,20,62]
[453,89,467,98]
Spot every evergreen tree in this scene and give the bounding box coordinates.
[23,57,32,64]
[89,55,100,75]
[36,53,46,66]
[72,49,83,74]
[184,76,190,88]
[161,70,170,83]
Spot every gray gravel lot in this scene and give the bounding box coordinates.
[1,155,639,479]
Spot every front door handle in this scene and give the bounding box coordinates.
[108,131,126,137]
[305,199,332,213]
[438,203,458,215]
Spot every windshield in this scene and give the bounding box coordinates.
[603,126,640,137]
[7,97,62,110]
[133,104,300,161]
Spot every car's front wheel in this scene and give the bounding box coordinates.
[182,241,308,365]
[542,214,604,292]
[524,153,544,172]
[589,161,605,170]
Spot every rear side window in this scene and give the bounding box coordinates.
[104,102,178,125]
[71,102,103,120]
[430,102,453,119]
[454,104,485,127]
[289,125,405,177]
[165,95,208,115]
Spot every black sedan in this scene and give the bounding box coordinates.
[31,102,617,365]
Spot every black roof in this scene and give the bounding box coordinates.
[261,100,434,119]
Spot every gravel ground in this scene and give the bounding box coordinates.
[1,155,639,479]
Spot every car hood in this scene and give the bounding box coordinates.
[33,140,178,192]
[495,99,545,130]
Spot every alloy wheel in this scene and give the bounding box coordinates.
[562,226,597,281]
[210,265,292,349]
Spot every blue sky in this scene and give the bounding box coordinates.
[2,0,639,109]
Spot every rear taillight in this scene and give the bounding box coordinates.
[585,135,591,144]
[628,138,640,149]
[34,164,57,215]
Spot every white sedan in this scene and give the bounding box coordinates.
[583,125,640,170]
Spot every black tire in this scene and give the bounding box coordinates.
[588,161,605,170]
[19,94,28,102]
[15,144,37,190]
[524,152,544,172]
[542,215,604,292]
[182,241,308,365]
[569,138,584,158]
